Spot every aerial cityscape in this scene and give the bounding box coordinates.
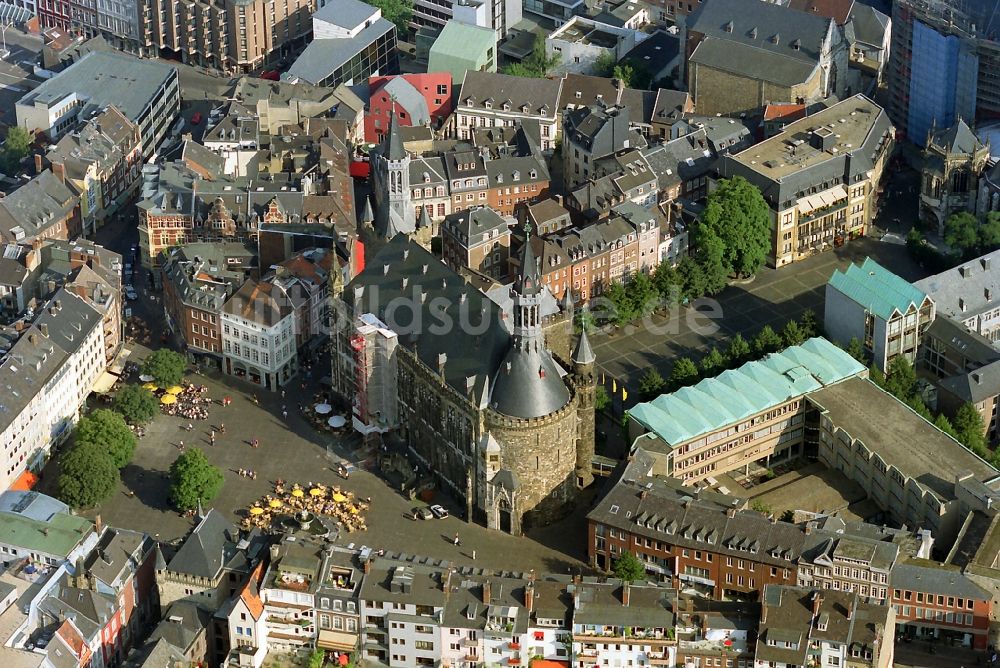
[0,0,998,666]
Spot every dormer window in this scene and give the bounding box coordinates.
[513,170,520,181]
[497,174,503,183]
[485,101,492,109]
[522,104,530,113]
[502,103,511,111]
[466,99,474,107]
[529,169,537,179]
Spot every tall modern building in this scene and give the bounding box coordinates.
[888,0,1000,142]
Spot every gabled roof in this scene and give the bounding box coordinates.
[630,338,864,447]
[460,72,562,118]
[166,509,240,579]
[827,257,930,320]
[928,119,984,155]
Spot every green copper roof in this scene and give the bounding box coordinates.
[827,257,928,321]
[0,510,93,558]
[629,337,865,447]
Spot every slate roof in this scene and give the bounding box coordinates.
[688,0,835,65]
[484,154,548,186]
[890,561,989,600]
[222,279,295,327]
[827,257,930,320]
[847,3,889,47]
[630,338,864,447]
[914,250,1000,322]
[459,72,562,117]
[924,316,1000,368]
[689,37,819,88]
[441,575,529,633]
[442,206,510,243]
[557,73,657,122]
[356,557,448,607]
[939,359,1000,404]
[621,30,681,75]
[0,170,78,242]
[312,0,379,30]
[84,528,150,589]
[588,469,806,566]
[928,119,984,155]
[572,328,595,365]
[789,0,854,24]
[572,580,676,628]
[345,235,509,400]
[166,509,242,579]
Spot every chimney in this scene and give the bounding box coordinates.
[28,333,37,345]
[270,544,281,561]
[847,599,855,620]
[525,579,535,613]
[438,353,447,381]
[811,592,823,619]
[805,523,813,535]
[983,256,992,271]
[621,581,630,607]
[960,265,972,278]
[761,602,768,623]
[363,558,372,574]
[726,506,737,518]
[51,162,66,184]
[482,579,492,604]
[39,323,48,337]
[34,153,44,173]
[94,514,102,534]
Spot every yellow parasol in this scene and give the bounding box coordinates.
[292,488,304,498]
[332,493,347,503]
[249,506,265,516]
[269,498,283,508]
[167,386,184,395]
[350,505,359,514]
[160,394,177,405]
[310,487,323,497]
[142,383,158,391]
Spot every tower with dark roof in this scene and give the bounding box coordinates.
[572,322,597,488]
[371,111,416,238]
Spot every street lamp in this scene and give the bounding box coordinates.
[0,21,11,59]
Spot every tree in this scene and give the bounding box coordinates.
[700,347,726,375]
[846,337,867,363]
[980,212,1000,252]
[169,448,224,511]
[750,500,772,515]
[752,325,784,356]
[638,368,666,400]
[113,384,159,425]
[699,176,771,278]
[883,357,917,402]
[668,357,699,389]
[691,224,729,295]
[74,409,137,469]
[308,650,325,668]
[1,127,32,174]
[944,211,980,258]
[367,0,412,34]
[781,319,806,347]
[725,334,751,367]
[868,363,885,388]
[627,270,657,317]
[502,34,558,78]
[142,349,187,387]
[593,51,616,77]
[57,442,120,509]
[953,403,987,454]
[652,262,680,303]
[780,509,795,523]
[595,385,611,412]
[798,309,819,339]
[612,552,647,582]
[676,257,706,300]
[614,62,652,90]
[934,413,958,439]
[605,282,637,326]
[574,307,595,334]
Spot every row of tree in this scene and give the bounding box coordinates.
[635,312,820,401]
[57,348,223,511]
[602,177,772,326]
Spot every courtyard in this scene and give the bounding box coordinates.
[38,362,591,576]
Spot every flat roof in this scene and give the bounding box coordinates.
[629,337,865,447]
[0,510,92,558]
[807,377,999,501]
[728,95,883,181]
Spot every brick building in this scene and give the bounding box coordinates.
[889,562,991,649]
[365,73,454,144]
[440,206,513,282]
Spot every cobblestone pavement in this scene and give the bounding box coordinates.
[589,237,927,398]
[39,366,591,575]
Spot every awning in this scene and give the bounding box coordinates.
[109,347,133,375]
[797,184,848,215]
[91,371,120,394]
[530,661,569,668]
[9,470,38,492]
[317,630,357,651]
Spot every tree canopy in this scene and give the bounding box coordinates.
[58,442,120,509]
[725,334,751,367]
[699,176,771,278]
[845,337,866,364]
[752,325,784,356]
[953,403,987,454]
[367,0,412,34]
[668,357,699,390]
[502,34,559,78]
[75,409,137,469]
[1,127,32,174]
[113,384,159,425]
[638,368,666,400]
[142,349,187,387]
[612,552,647,582]
[944,211,981,259]
[169,448,224,511]
[883,357,917,403]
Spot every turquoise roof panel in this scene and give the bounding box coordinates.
[629,337,865,447]
[827,257,929,321]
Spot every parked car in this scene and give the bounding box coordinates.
[191,112,203,125]
[429,504,449,519]
[260,70,281,81]
[124,286,138,300]
[411,507,433,520]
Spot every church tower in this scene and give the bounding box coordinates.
[572,320,596,488]
[372,111,415,238]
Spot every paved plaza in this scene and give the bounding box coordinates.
[589,237,928,395]
[38,366,592,575]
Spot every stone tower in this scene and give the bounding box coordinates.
[572,322,596,488]
[371,111,415,238]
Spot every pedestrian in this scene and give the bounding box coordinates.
[282,409,288,419]
[281,389,286,398]
[472,549,476,560]
[453,532,460,547]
